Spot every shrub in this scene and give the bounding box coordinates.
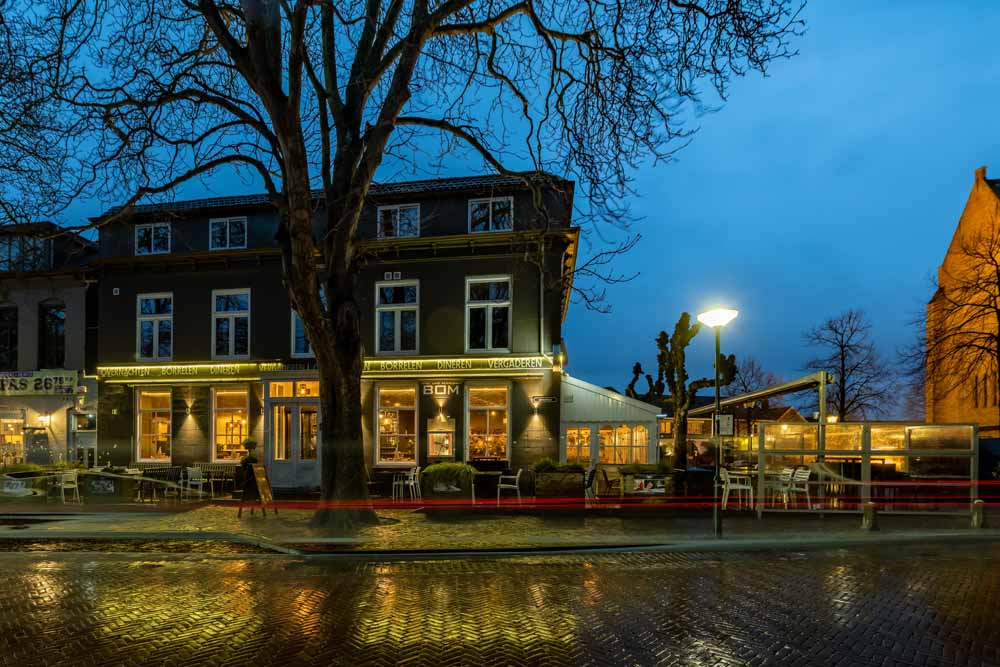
[618,462,672,475]
[421,462,476,491]
[534,457,585,474]
[0,464,43,474]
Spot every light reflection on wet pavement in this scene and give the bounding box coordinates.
[1,542,999,665]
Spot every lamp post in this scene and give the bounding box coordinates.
[697,308,738,538]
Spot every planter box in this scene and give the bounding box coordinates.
[421,481,473,502]
[534,472,585,498]
[80,473,138,503]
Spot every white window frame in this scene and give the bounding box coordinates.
[209,216,248,251]
[136,292,173,361]
[376,204,421,239]
[210,385,250,463]
[464,381,512,463]
[375,280,419,355]
[211,288,251,360]
[374,382,420,467]
[465,275,512,354]
[467,196,514,233]
[135,387,172,463]
[134,222,171,256]
[290,310,314,358]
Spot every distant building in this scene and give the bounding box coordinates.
[926,166,1000,436]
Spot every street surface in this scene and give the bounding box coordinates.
[2,543,999,666]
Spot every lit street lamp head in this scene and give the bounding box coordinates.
[697,308,739,329]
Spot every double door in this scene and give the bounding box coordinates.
[266,402,320,488]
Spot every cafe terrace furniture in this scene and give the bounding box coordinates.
[600,468,621,498]
[57,470,81,504]
[584,466,597,500]
[720,468,753,510]
[182,467,214,500]
[497,468,522,504]
[763,467,794,506]
[786,467,812,509]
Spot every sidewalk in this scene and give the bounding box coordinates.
[2,502,1000,555]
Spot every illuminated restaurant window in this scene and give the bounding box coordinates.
[565,427,591,465]
[598,424,647,464]
[295,381,319,397]
[377,386,417,464]
[213,389,249,461]
[269,381,293,398]
[0,417,24,466]
[468,386,509,460]
[137,390,171,462]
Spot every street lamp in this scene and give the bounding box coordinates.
[697,307,738,538]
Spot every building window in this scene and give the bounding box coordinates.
[0,305,16,370]
[466,277,510,352]
[468,197,513,233]
[135,222,170,256]
[291,311,313,357]
[377,204,420,239]
[0,416,24,465]
[468,385,509,460]
[37,300,65,368]
[598,423,648,464]
[300,406,319,460]
[376,281,418,354]
[137,293,172,361]
[376,386,417,465]
[137,390,171,462]
[209,217,248,250]
[212,289,250,359]
[0,236,50,271]
[213,388,248,462]
[565,427,591,465]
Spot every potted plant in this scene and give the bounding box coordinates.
[420,462,476,500]
[533,457,587,498]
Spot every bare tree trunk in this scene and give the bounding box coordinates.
[673,411,688,470]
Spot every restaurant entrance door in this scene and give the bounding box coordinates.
[266,403,320,488]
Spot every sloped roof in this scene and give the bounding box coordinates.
[94,173,572,219]
[561,374,662,424]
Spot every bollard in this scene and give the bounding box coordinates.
[972,499,987,529]
[861,502,878,531]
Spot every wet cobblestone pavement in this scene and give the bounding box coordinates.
[2,543,1000,666]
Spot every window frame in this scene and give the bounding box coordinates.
[563,425,593,465]
[135,387,172,463]
[464,275,512,354]
[376,204,421,239]
[210,385,250,463]
[374,280,420,356]
[374,382,420,467]
[467,196,514,233]
[0,304,17,371]
[464,381,512,463]
[290,310,314,358]
[134,222,171,256]
[211,288,251,360]
[136,292,173,362]
[37,300,66,369]
[209,216,248,251]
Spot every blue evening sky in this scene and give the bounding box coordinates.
[62,2,1000,398]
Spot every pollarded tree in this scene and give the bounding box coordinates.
[9,0,804,530]
[656,312,736,468]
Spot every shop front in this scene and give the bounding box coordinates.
[0,370,92,468]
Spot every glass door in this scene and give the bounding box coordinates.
[266,403,321,488]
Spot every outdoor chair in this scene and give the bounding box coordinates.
[182,467,214,500]
[720,468,753,510]
[497,468,522,505]
[403,467,421,501]
[763,467,794,507]
[600,468,621,498]
[57,470,81,504]
[584,466,598,500]
[786,467,812,509]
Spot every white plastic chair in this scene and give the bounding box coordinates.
[763,467,794,506]
[786,467,812,509]
[720,468,753,510]
[403,467,421,500]
[182,467,213,500]
[58,470,81,504]
[497,468,522,505]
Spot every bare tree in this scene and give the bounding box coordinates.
[803,309,895,420]
[656,312,736,468]
[7,0,804,530]
[724,356,783,436]
[897,313,927,421]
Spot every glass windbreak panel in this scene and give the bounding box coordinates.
[272,405,290,460]
[825,424,863,450]
[269,382,293,398]
[905,456,970,479]
[763,423,818,450]
[870,425,906,451]
[214,390,248,461]
[377,388,416,464]
[300,407,318,460]
[908,425,974,451]
[762,453,817,473]
[468,386,508,459]
[0,418,25,466]
[687,439,715,468]
[295,381,319,397]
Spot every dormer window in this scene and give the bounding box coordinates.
[468,197,513,233]
[377,204,420,239]
[135,222,170,256]
[210,217,248,250]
